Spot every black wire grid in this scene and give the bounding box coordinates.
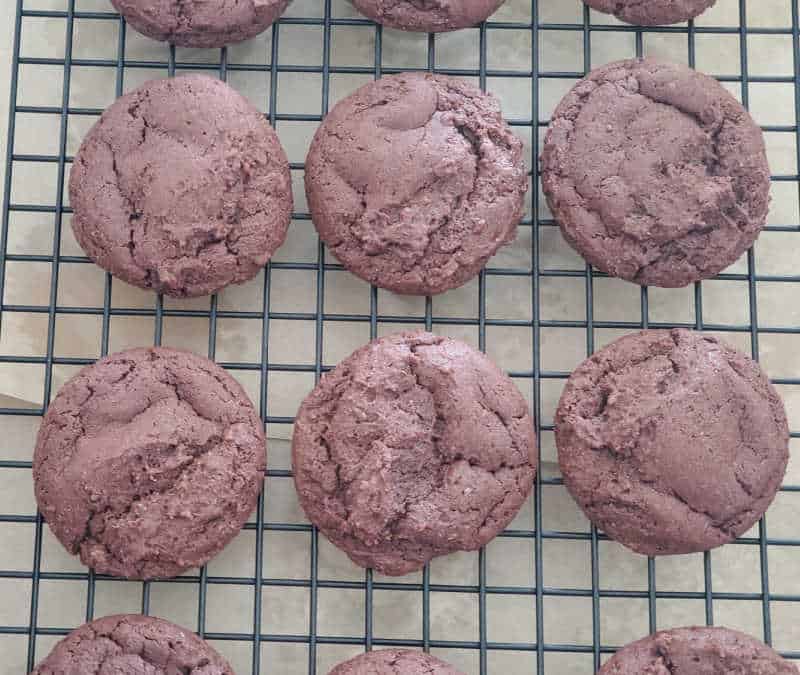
[0,0,798,673]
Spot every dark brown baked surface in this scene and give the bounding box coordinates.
[305,72,527,296]
[328,649,465,674]
[111,0,290,48]
[70,74,292,298]
[352,0,505,32]
[33,347,266,580]
[292,331,537,576]
[599,626,797,674]
[31,614,233,674]
[584,0,716,25]
[542,58,770,288]
[556,329,788,556]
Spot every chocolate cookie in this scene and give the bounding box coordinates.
[599,626,797,674]
[351,0,505,32]
[555,329,789,557]
[70,74,292,298]
[584,0,716,25]
[329,649,465,674]
[33,347,266,579]
[542,58,770,288]
[31,614,233,674]
[111,0,290,48]
[292,331,537,576]
[305,72,527,296]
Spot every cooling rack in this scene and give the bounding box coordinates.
[0,0,798,673]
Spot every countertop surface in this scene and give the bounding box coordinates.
[1,1,15,194]
[0,1,797,674]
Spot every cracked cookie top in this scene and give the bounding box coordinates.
[292,331,537,576]
[351,0,505,32]
[598,626,797,674]
[110,0,290,48]
[555,329,789,557]
[583,0,716,25]
[33,347,266,580]
[541,58,770,288]
[31,614,233,674]
[69,74,292,298]
[329,649,465,674]
[305,73,527,296]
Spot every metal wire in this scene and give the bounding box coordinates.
[1,0,799,673]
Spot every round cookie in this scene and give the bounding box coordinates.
[599,626,797,674]
[584,0,716,25]
[70,74,292,298]
[111,0,290,48]
[33,347,266,579]
[541,58,770,288]
[31,614,233,674]
[555,329,789,557]
[351,0,505,32]
[292,331,537,576]
[329,649,465,674]
[305,72,527,296]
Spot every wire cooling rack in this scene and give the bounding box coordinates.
[0,0,798,673]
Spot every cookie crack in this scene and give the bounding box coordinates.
[65,617,216,674]
[297,366,358,522]
[399,352,454,519]
[77,353,231,433]
[587,433,736,537]
[576,332,684,421]
[596,454,730,534]
[77,432,225,575]
[733,468,756,499]
[419,119,484,269]
[347,116,485,280]
[654,646,677,675]
[99,137,143,267]
[173,0,193,33]
[415,102,507,282]
[475,378,528,466]
[407,346,532,542]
